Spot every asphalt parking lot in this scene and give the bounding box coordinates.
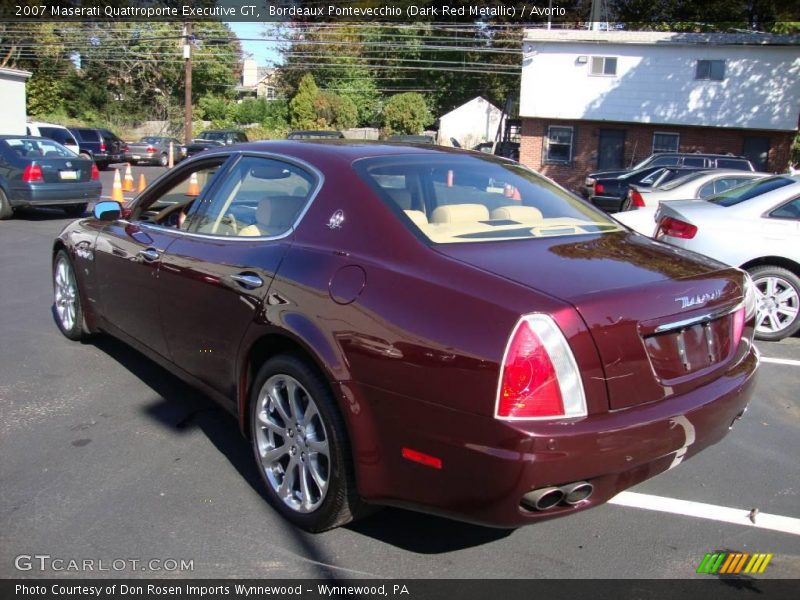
[0,177,798,579]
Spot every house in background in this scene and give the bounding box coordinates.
[518,30,800,190]
[236,58,278,101]
[0,67,32,135]
[438,96,504,148]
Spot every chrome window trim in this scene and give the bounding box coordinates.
[654,302,744,334]
[126,150,325,243]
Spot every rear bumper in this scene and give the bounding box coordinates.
[345,343,758,528]
[9,182,102,207]
[124,151,160,163]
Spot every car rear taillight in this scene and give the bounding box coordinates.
[22,164,44,183]
[656,216,697,239]
[630,190,645,208]
[146,146,156,153]
[90,163,100,180]
[594,183,605,194]
[100,142,106,152]
[496,314,587,420]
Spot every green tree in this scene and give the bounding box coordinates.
[314,91,358,130]
[381,92,432,135]
[289,73,319,129]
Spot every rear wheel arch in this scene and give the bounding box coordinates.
[740,256,800,278]
[240,333,342,439]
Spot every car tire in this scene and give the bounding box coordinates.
[747,265,800,342]
[63,203,88,217]
[53,249,89,341]
[0,188,13,220]
[159,153,169,167]
[129,160,138,166]
[249,354,366,532]
[98,162,110,171]
[80,153,92,161]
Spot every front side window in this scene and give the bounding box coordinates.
[652,133,679,154]
[590,56,617,76]
[190,156,314,238]
[696,59,725,81]
[356,155,622,244]
[544,126,573,164]
[130,160,227,229]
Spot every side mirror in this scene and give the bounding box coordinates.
[93,201,122,221]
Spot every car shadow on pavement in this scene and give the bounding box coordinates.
[90,335,514,554]
[9,207,82,221]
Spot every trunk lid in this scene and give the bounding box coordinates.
[35,157,94,183]
[435,232,745,410]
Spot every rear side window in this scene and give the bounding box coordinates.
[38,127,73,146]
[708,176,795,207]
[770,198,800,220]
[682,157,706,167]
[357,155,621,243]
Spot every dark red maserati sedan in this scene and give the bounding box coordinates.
[52,141,759,531]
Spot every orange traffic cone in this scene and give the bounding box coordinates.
[111,169,125,203]
[186,172,200,196]
[137,173,147,193]
[123,163,135,192]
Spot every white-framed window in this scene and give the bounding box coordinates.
[652,132,679,154]
[544,126,574,164]
[265,86,276,100]
[695,59,725,81]
[590,56,618,76]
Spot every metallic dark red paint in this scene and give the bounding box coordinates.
[53,141,758,530]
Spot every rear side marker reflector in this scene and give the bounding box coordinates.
[401,447,442,469]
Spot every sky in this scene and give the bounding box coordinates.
[227,21,282,66]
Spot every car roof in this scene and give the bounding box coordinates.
[27,121,69,129]
[196,139,482,163]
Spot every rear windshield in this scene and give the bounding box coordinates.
[657,170,708,190]
[201,131,227,141]
[708,176,795,207]
[3,138,75,158]
[356,155,621,243]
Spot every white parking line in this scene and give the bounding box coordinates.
[760,356,800,366]
[609,491,800,536]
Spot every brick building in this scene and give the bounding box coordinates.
[519,30,800,191]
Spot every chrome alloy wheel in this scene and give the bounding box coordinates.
[753,275,799,335]
[54,257,78,332]
[254,374,330,513]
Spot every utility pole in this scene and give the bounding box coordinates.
[183,22,193,144]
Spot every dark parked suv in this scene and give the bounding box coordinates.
[69,127,125,170]
[584,153,754,198]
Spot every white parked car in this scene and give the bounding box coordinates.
[625,169,769,210]
[25,122,80,155]
[652,174,800,341]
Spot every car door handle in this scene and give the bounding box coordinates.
[138,248,160,262]
[230,273,263,289]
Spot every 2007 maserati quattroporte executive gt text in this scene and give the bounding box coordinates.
[52,142,758,531]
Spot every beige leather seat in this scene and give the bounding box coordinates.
[431,203,490,224]
[238,196,304,237]
[491,205,544,222]
[404,210,429,229]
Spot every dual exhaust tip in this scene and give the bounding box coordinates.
[521,481,594,512]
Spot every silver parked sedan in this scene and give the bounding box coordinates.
[653,174,800,341]
[625,169,769,210]
[124,136,182,167]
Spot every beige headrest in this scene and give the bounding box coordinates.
[431,203,490,224]
[491,205,544,222]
